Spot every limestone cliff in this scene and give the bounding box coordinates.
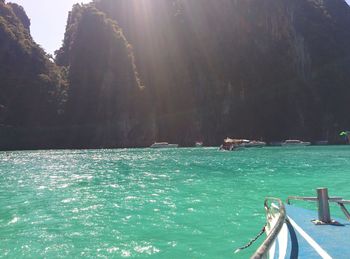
[1,0,350,149]
[56,4,153,147]
[73,0,350,144]
[0,1,66,128]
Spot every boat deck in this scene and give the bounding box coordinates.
[283,204,350,258]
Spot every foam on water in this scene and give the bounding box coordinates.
[0,146,350,258]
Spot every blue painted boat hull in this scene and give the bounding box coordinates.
[269,205,350,258]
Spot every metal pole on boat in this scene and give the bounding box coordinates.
[317,188,331,223]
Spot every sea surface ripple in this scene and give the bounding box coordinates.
[0,146,350,258]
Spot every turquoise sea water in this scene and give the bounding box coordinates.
[1,146,350,258]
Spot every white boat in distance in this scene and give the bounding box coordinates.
[195,141,203,147]
[242,140,266,148]
[150,142,179,148]
[281,139,311,146]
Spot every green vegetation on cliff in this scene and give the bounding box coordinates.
[0,0,67,128]
[55,4,152,147]
[71,0,350,144]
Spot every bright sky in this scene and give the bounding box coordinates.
[9,0,92,55]
[8,0,350,55]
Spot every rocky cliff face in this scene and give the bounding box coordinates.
[55,4,154,147]
[0,1,66,128]
[58,0,350,145]
[0,1,68,149]
[1,0,350,149]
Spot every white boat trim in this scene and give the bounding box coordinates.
[277,223,288,259]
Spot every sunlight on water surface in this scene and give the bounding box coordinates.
[0,146,350,258]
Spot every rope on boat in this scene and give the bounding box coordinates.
[234,224,266,254]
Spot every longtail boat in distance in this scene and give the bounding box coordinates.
[219,138,266,151]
